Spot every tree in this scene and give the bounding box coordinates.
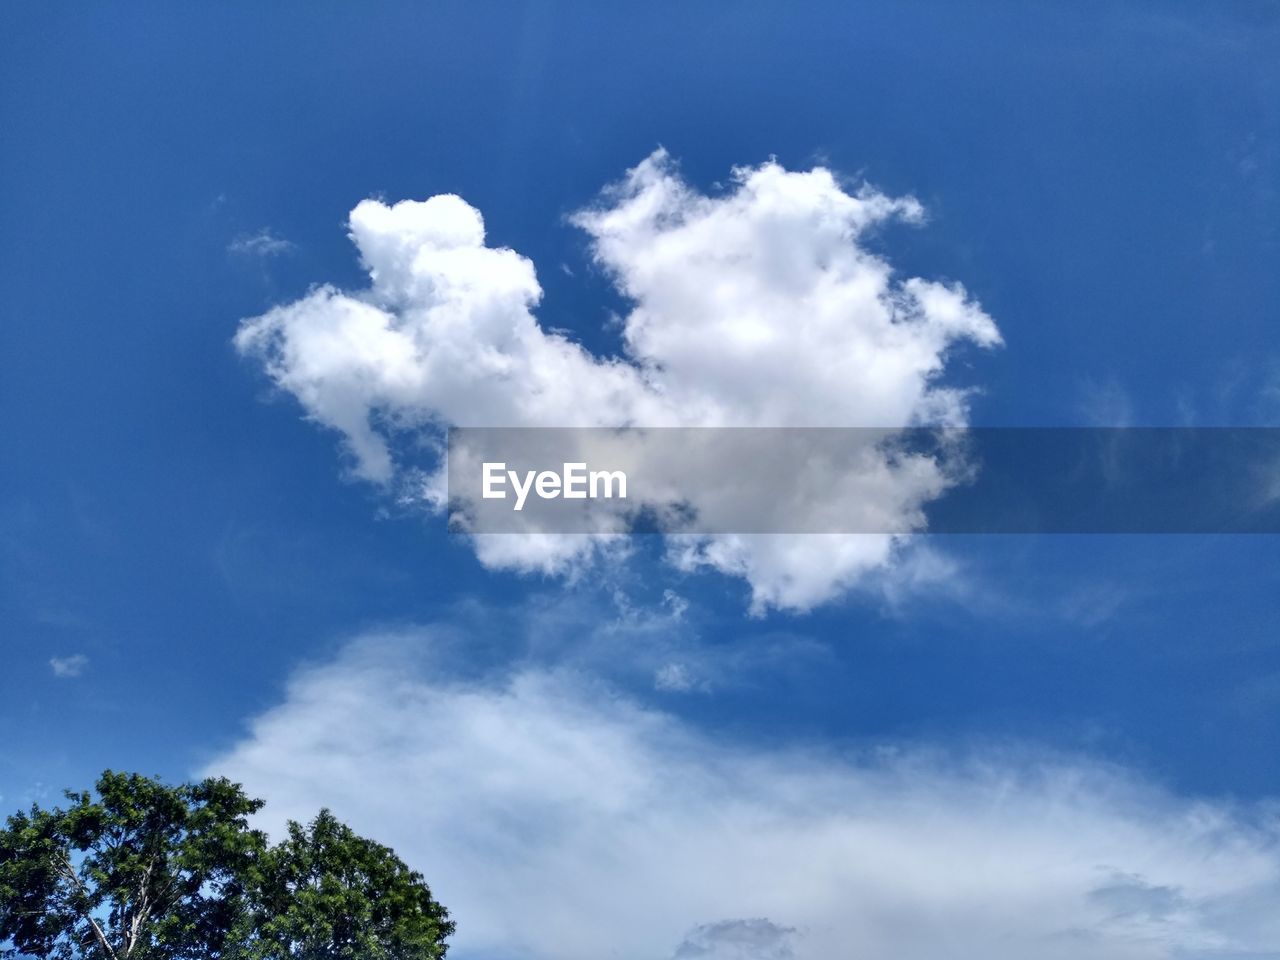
[229,810,453,960]
[0,774,453,960]
[0,771,265,960]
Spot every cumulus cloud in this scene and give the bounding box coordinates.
[49,653,88,678]
[208,631,1280,960]
[234,151,1000,611]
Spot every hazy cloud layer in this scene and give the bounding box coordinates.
[209,631,1280,960]
[235,151,999,611]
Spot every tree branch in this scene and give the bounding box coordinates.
[122,851,157,959]
[56,851,119,960]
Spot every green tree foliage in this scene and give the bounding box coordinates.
[229,810,453,960]
[0,772,265,960]
[0,773,453,960]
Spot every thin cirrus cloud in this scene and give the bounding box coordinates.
[207,629,1280,960]
[234,150,1000,611]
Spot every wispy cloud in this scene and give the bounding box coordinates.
[49,654,88,678]
[207,629,1280,960]
[503,587,832,695]
[653,661,704,693]
[228,228,295,257]
[1078,376,1136,426]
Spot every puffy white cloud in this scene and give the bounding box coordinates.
[208,631,1280,960]
[570,154,998,429]
[235,151,1000,611]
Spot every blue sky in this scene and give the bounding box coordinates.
[3,3,1280,958]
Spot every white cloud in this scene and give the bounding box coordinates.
[49,653,88,678]
[228,228,295,257]
[208,631,1280,960]
[235,151,1000,611]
